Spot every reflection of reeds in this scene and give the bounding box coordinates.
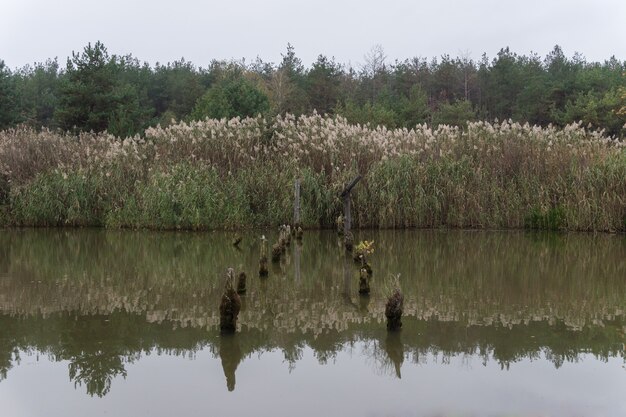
[1,116,625,230]
[0,229,624,335]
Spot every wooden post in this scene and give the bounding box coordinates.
[341,175,362,236]
[294,178,301,226]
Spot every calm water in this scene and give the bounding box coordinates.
[0,229,624,417]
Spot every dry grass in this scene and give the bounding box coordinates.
[1,115,624,231]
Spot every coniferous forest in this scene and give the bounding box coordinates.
[1,42,624,137]
[0,42,625,231]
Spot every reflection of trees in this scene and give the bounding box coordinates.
[0,229,624,334]
[0,313,208,396]
[0,346,16,382]
[0,312,624,396]
[69,351,127,397]
[361,330,404,378]
[0,229,625,394]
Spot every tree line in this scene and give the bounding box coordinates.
[0,41,624,137]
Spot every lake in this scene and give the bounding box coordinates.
[0,229,624,417]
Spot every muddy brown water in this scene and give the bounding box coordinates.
[0,229,624,417]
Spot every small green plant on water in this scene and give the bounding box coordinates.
[354,240,374,275]
[354,240,375,260]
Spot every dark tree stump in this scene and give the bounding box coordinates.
[358,267,370,295]
[385,288,404,331]
[220,269,241,333]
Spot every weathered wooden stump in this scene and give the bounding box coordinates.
[358,267,370,295]
[271,243,281,263]
[385,288,404,331]
[285,225,292,245]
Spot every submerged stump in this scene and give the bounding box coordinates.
[358,267,370,295]
[362,261,372,277]
[220,268,242,333]
[259,236,269,276]
[259,257,268,276]
[236,271,247,294]
[385,288,404,331]
[271,243,281,263]
[285,225,292,245]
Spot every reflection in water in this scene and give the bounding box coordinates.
[294,242,302,284]
[0,229,624,398]
[219,333,243,392]
[384,331,404,379]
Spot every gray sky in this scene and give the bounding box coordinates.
[1,0,625,69]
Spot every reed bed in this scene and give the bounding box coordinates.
[1,114,624,231]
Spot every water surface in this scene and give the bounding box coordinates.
[0,229,624,416]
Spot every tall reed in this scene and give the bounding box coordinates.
[1,115,624,231]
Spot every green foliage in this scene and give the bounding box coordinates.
[10,171,106,226]
[525,206,567,231]
[13,59,61,128]
[432,100,476,127]
[553,88,625,134]
[275,43,309,115]
[149,59,207,121]
[1,41,625,136]
[397,85,430,127]
[2,116,624,232]
[133,164,246,229]
[305,55,342,115]
[0,60,18,130]
[298,167,335,226]
[55,42,120,134]
[191,76,269,120]
[337,100,399,128]
[55,42,154,137]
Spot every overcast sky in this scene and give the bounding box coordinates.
[1,0,625,70]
